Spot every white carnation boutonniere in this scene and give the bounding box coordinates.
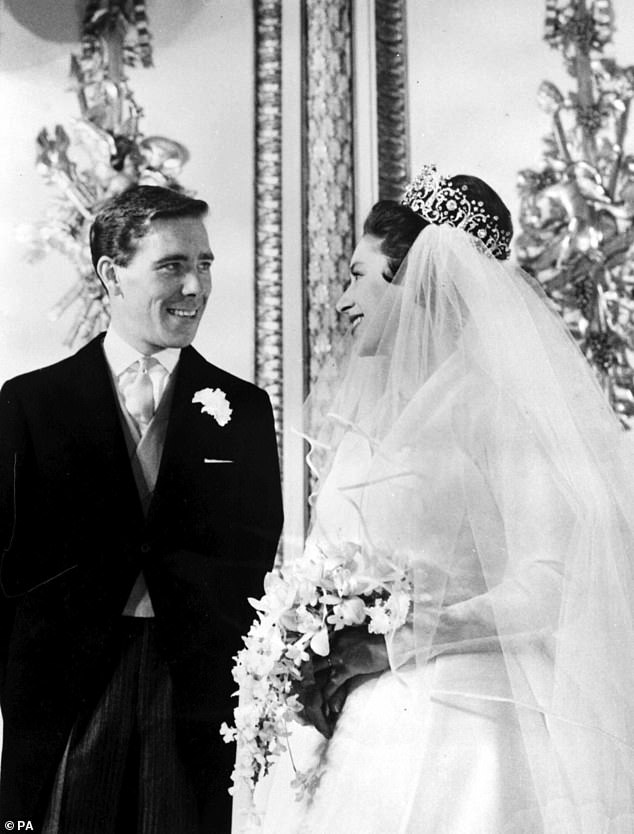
[192,387,233,427]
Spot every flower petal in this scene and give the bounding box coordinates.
[309,627,330,657]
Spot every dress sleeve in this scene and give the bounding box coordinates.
[430,396,572,656]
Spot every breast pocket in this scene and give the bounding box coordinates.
[198,458,241,513]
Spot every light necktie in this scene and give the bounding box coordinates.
[121,356,162,432]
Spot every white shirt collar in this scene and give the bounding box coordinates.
[102,328,181,377]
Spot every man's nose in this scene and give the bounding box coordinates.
[181,269,204,296]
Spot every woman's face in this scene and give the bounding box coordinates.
[336,235,392,335]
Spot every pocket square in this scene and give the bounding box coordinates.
[204,458,235,464]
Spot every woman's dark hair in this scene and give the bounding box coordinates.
[90,184,208,273]
[364,175,513,275]
[449,174,513,258]
[362,200,428,278]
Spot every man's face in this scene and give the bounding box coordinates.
[103,215,213,354]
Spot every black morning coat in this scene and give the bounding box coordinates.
[0,334,283,829]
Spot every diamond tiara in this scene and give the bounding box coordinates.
[401,165,512,260]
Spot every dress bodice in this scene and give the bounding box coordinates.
[306,362,498,605]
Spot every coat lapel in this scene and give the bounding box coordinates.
[147,346,234,523]
[66,335,145,527]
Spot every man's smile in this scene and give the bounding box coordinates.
[166,307,200,319]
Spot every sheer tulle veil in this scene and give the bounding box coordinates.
[300,224,634,830]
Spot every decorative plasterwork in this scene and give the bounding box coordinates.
[303,0,356,392]
[375,0,410,199]
[254,0,284,459]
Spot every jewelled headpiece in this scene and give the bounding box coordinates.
[401,165,512,260]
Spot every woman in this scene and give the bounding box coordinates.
[245,167,634,833]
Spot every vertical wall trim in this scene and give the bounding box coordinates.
[254,0,284,458]
[303,0,356,394]
[352,0,379,238]
[281,0,306,561]
[375,0,410,199]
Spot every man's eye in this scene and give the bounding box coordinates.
[198,262,212,273]
[158,263,182,275]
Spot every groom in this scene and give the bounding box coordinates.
[0,185,283,833]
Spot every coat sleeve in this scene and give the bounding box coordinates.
[0,381,26,690]
[238,387,284,571]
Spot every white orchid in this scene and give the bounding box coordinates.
[327,596,367,630]
[365,602,393,634]
[223,542,413,823]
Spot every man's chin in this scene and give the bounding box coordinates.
[146,333,196,352]
[166,333,198,348]
[160,320,203,348]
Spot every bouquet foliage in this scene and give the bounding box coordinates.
[221,541,412,806]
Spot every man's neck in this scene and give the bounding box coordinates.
[103,328,181,377]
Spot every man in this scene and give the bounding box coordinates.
[0,185,283,833]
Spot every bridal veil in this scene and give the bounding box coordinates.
[300,223,634,831]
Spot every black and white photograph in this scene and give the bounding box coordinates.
[1,1,634,832]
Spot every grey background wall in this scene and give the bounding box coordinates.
[2,2,634,385]
[0,0,255,384]
[406,0,634,232]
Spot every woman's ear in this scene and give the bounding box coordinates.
[96,257,122,296]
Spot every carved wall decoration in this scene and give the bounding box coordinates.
[375,0,410,200]
[303,0,356,393]
[254,0,284,459]
[21,2,189,349]
[253,0,411,542]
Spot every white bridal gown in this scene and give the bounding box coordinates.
[254,366,554,834]
[242,225,634,833]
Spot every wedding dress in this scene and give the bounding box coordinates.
[244,226,634,833]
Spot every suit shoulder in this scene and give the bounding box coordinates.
[188,350,270,403]
[1,336,103,397]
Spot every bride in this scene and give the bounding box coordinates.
[238,167,634,833]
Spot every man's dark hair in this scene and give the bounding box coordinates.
[90,185,209,272]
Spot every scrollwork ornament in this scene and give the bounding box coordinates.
[22,2,190,350]
[517,0,634,427]
[545,0,614,54]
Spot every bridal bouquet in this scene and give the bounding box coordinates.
[221,541,412,804]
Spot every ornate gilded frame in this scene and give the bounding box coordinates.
[375,0,410,199]
[252,0,411,543]
[254,0,284,460]
[303,0,356,391]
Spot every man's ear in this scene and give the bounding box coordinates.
[96,257,123,296]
